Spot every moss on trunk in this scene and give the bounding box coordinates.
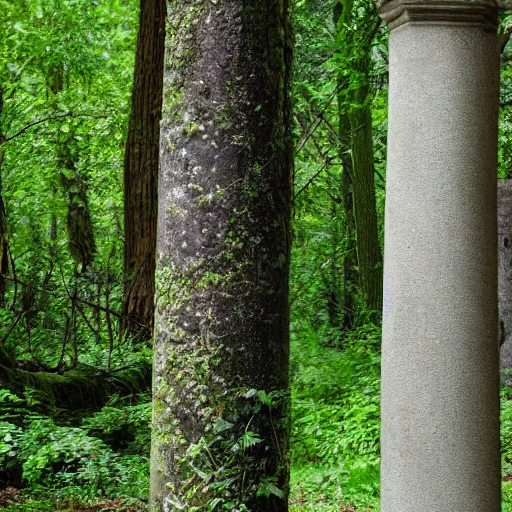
[151,1,294,510]
[0,362,152,410]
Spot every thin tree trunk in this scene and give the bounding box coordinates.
[337,98,358,330]
[323,168,344,330]
[334,1,358,329]
[349,73,382,314]
[151,1,294,511]
[121,0,166,342]
[0,88,10,308]
[334,0,382,316]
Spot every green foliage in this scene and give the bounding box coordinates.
[0,0,139,373]
[0,388,150,506]
[2,501,61,512]
[500,11,512,179]
[3,418,148,500]
[502,388,512,476]
[289,320,380,510]
[168,387,288,512]
[82,397,151,454]
[500,388,512,511]
[288,2,384,509]
[291,0,387,332]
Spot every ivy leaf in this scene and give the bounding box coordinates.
[257,480,284,499]
[213,418,233,434]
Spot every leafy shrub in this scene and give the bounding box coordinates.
[290,321,381,510]
[0,386,151,505]
[81,396,151,454]
[169,388,288,512]
[1,417,148,501]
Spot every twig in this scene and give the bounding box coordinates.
[58,315,71,371]
[295,88,339,155]
[105,280,114,371]
[0,311,24,348]
[75,296,122,319]
[2,112,108,144]
[293,161,330,201]
[7,246,18,311]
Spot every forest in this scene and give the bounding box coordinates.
[0,0,511,511]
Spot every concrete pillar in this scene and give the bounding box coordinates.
[379,1,501,511]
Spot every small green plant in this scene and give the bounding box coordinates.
[81,397,151,453]
[0,390,151,506]
[290,321,381,510]
[169,387,289,512]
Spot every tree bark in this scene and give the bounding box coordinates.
[0,89,9,309]
[341,161,357,328]
[350,94,382,313]
[335,74,358,331]
[322,171,344,330]
[122,0,166,342]
[334,0,382,316]
[151,1,293,511]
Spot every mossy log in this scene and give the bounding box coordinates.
[0,361,151,410]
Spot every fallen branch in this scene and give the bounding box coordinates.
[0,360,152,410]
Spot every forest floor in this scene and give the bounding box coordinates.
[5,323,512,512]
[0,490,148,511]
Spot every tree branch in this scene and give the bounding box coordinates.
[2,112,107,144]
[501,25,512,54]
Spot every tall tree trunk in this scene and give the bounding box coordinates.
[334,0,359,329]
[334,0,382,315]
[341,162,357,327]
[0,88,10,308]
[349,94,382,313]
[121,0,166,342]
[323,171,344,330]
[151,1,293,511]
[335,80,358,330]
[0,170,9,309]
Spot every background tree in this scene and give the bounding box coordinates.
[121,0,166,343]
[334,0,382,315]
[0,89,10,309]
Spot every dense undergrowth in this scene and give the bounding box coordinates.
[0,324,382,511]
[4,326,512,511]
[0,391,151,511]
[289,322,380,511]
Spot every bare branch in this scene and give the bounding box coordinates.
[1,112,108,144]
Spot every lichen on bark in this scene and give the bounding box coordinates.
[151,1,293,511]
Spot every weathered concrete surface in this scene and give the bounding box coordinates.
[499,180,512,377]
[379,2,501,510]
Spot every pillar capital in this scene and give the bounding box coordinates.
[377,0,498,32]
